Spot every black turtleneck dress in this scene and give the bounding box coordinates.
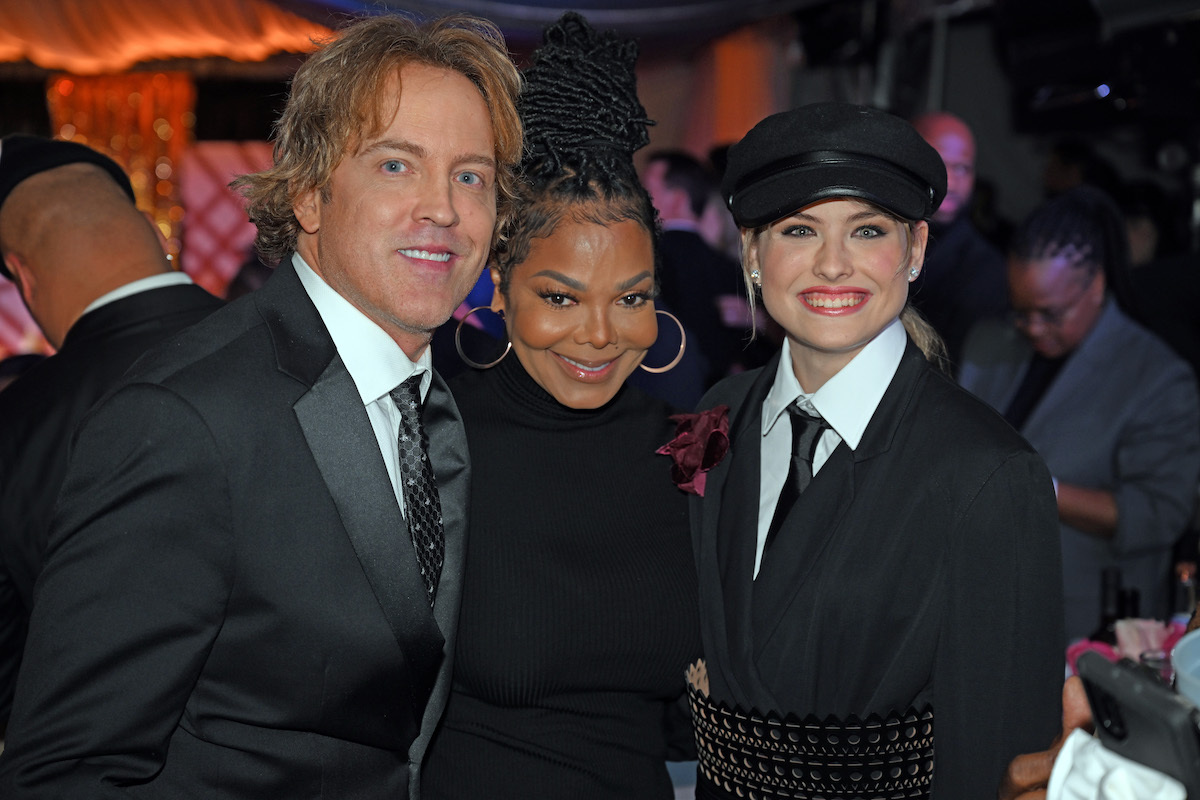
[424,354,700,799]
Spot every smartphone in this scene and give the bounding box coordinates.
[1077,650,1200,795]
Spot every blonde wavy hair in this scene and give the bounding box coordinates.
[234,13,523,264]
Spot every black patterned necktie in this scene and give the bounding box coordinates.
[390,374,444,606]
[765,403,830,549]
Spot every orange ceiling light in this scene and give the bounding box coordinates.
[0,0,331,74]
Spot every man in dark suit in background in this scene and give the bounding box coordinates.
[0,136,224,730]
[642,150,749,388]
[0,12,521,800]
[909,112,1008,371]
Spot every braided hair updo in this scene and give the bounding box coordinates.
[492,12,659,293]
[1009,185,1134,311]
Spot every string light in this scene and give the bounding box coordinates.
[46,72,195,263]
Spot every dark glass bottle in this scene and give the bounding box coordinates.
[1173,562,1196,626]
[1090,567,1122,644]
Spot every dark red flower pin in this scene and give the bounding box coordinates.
[656,405,730,497]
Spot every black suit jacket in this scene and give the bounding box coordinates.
[657,228,744,384]
[0,259,469,799]
[908,213,1007,372]
[0,282,223,725]
[691,342,1064,798]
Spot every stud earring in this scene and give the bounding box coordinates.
[908,266,920,281]
[750,269,761,286]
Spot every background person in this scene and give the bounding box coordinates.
[422,15,699,798]
[681,102,1065,798]
[641,149,747,388]
[959,186,1200,642]
[0,14,521,798]
[0,135,223,730]
[907,111,1007,371]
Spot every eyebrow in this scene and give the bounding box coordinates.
[530,269,654,292]
[791,208,889,224]
[360,138,496,171]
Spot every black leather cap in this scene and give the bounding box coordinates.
[722,102,947,228]
[0,135,136,278]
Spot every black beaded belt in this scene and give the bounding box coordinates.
[686,660,934,799]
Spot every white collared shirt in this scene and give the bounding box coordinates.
[754,317,906,576]
[293,253,431,514]
[81,271,194,317]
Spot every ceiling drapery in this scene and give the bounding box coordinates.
[0,0,330,74]
[276,0,817,53]
[0,0,818,72]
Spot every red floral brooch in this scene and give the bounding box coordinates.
[656,405,730,497]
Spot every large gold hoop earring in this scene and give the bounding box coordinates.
[640,310,686,374]
[455,306,511,369]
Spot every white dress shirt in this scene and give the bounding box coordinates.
[293,253,432,515]
[81,271,194,317]
[754,317,907,576]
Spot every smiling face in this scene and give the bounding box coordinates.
[493,217,658,409]
[293,62,498,359]
[747,197,926,391]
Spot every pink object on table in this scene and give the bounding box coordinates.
[1065,618,1188,676]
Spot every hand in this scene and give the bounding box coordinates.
[998,676,1093,799]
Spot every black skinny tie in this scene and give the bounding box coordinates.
[390,375,444,606]
[766,404,829,549]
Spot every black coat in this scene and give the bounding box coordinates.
[691,341,1065,799]
[908,214,1008,372]
[657,228,744,384]
[0,282,223,725]
[0,260,469,799]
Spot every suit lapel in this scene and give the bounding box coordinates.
[695,358,775,708]
[405,370,471,776]
[750,343,925,664]
[751,443,855,652]
[1022,299,1120,437]
[262,259,445,721]
[422,371,469,643]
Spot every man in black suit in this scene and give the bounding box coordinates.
[0,12,521,800]
[0,136,224,729]
[908,112,1008,371]
[642,150,750,390]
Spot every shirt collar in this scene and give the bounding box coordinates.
[293,253,431,405]
[82,271,193,317]
[762,317,906,450]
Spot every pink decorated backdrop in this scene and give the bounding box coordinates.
[178,141,273,297]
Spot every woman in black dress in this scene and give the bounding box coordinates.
[677,103,1065,798]
[422,14,699,799]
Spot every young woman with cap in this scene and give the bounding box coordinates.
[678,103,1065,799]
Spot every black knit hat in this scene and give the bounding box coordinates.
[0,134,136,279]
[722,102,947,228]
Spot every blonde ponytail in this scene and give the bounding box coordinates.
[900,305,949,372]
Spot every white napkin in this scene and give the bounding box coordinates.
[1047,729,1186,800]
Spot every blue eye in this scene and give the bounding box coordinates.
[781,225,812,237]
[457,172,482,186]
[382,160,407,174]
[856,225,886,238]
